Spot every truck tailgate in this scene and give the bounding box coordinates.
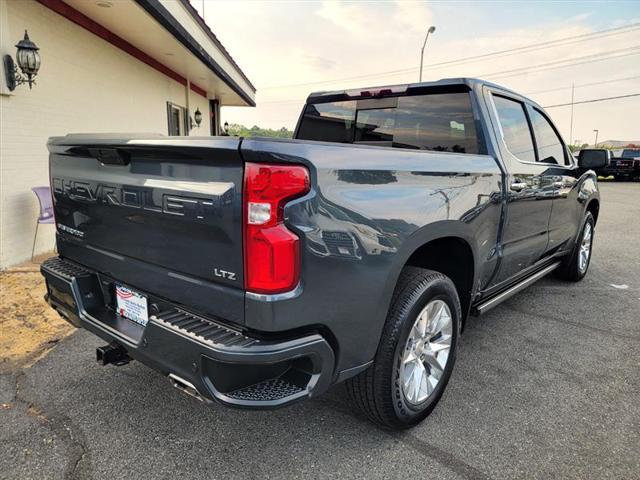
[48,135,245,323]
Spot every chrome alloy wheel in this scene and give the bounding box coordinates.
[579,222,593,273]
[400,300,453,406]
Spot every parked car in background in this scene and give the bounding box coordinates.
[604,148,640,180]
[41,78,604,429]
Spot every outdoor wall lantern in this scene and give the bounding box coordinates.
[194,108,202,127]
[3,30,41,91]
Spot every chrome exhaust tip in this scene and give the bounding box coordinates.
[168,373,204,402]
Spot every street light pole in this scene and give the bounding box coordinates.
[593,129,599,147]
[419,26,436,82]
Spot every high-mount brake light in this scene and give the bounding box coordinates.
[244,163,310,294]
[343,85,407,99]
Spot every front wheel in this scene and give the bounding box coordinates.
[556,211,595,281]
[346,267,461,429]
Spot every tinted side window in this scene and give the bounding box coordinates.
[493,95,536,163]
[530,108,567,165]
[297,101,356,143]
[394,93,479,154]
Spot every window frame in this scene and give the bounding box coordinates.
[489,90,573,168]
[526,104,572,167]
[490,93,539,164]
[167,101,188,136]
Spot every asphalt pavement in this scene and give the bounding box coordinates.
[2,182,639,480]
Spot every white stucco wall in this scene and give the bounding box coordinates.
[0,0,211,268]
[160,0,255,101]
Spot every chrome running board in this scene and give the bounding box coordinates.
[472,262,561,316]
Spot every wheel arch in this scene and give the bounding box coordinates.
[404,237,475,330]
[382,222,479,332]
[586,198,600,225]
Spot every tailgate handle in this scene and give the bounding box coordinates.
[89,148,130,166]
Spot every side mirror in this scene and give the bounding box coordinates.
[578,149,610,169]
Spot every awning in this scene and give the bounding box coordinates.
[43,0,256,106]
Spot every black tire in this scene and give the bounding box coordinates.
[556,211,595,282]
[346,267,461,429]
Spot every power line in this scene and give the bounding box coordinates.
[484,46,640,80]
[525,75,640,95]
[259,23,640,90]
[543,92,640,108]
[258,49,640,105]
[415,24,640,70]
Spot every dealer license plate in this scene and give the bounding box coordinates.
[115,284,149,326]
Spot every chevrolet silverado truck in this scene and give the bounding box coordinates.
[41,78,604,429]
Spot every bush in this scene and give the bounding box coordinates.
[226,123,293,138]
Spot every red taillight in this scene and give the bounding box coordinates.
[244,163,310,294]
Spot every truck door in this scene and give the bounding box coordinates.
[526,106,580,253]
[486,91,555,285]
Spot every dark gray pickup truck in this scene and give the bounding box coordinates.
[41,78,604,429]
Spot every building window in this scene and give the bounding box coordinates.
[167,102,187,136]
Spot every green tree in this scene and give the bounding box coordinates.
[226,123,293,138]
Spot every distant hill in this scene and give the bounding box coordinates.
[592,140,640,148]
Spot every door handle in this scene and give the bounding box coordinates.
[510,181,528,192]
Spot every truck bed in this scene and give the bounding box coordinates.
[48,133,503,373]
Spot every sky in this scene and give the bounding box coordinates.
[193,0,640,145]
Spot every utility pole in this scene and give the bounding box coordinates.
[593,129,599,147]
[419,26,436,82]
[569,83,575,146]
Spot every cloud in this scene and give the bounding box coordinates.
[303,55,337,71]
[315,0,434,39]
[199,1,639,141]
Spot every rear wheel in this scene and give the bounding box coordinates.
[556,211,595,281]
[346,267,461,429]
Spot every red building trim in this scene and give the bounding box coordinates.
[37,0,207,98]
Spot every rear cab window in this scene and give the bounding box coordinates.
[297,101,356,143]
[297,90,481,154]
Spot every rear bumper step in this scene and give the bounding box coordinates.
[41,256,335,409]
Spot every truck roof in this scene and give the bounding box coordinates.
[306,77,530,105]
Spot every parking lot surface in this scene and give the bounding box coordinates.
[1,182,639,480]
